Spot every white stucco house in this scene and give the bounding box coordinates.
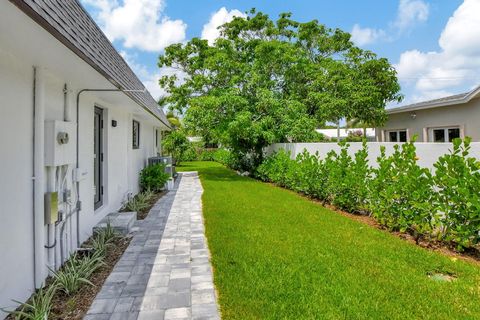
[376,85,480,142]
[0,0,170,314]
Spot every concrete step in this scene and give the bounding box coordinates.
[93,211,137,236]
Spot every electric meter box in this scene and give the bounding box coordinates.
[45,120,75,166]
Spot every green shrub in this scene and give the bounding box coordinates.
[162,130,191,164]
[369,140,436,237]
[51,252,104,296]
[91,224,118,257]
[122,190,156,212]
[198,149,217,161]
[139,163,170,192]
[325,142,371,213]
[256,149,295,187]
[8,285,57,320]
[213,149,233,167]
[294,150,328,200]
[434,138,480,249]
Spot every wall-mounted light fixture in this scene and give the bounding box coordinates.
[112,120,118,127]
[411,112,417,120]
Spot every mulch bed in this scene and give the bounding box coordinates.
[49,236,131,320]
[6,236,131,320]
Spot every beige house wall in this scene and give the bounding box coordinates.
[376,97,480,142]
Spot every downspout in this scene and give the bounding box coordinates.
[33,66,46,288]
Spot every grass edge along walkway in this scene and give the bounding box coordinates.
[177,161,480,320]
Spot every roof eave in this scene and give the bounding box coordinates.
[9,0,171,130]
[387,86,480,115]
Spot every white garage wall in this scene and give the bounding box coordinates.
[266,142,480,170]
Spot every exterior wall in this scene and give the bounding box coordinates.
[0,47,35,313]
[376,98,480,142]
[0,1,166,315]
[266,142,480,170]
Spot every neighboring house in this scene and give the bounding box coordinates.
[376,85,480,142]
[316,128,376,141]
[0,0,170,314]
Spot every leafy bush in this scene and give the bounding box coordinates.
[139,163,170,192]
[434,138,480,249]
[213,149,233,166]
[198,149,217,161]
[162,130,191,164]
[293,150,328,200]
[325,142,371,213]
[256,149,295,188]
[369,140,435,237]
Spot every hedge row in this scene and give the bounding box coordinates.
[256,139,480,250]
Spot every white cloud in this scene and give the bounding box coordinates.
[350,24,386,46]
[395,0,480,101]
[393,0,429,32]
[119,50,185,100]
[82,0,186,52]
[144,67,187,100]
[350,0,429,46]
[201,7,246,45]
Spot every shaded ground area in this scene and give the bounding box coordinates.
[177,161,480,320]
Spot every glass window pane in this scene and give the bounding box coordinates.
[133,120,140,149]
[399,131,407,142]
[448,128,460,142]
[389,131,398,142]
[433,129,445,142]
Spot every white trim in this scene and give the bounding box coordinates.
[427,126,462,143]
[385,129,408,142]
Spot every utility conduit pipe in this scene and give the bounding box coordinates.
[33,66,46,288]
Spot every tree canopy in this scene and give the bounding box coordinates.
[158,9,402,169]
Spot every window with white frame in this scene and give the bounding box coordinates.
[386,130,407,142]
[429,127,460,143]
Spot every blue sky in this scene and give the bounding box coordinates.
[81,0,480,107]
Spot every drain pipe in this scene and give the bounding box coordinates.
[33,66,46,288]
[75,87,151,247]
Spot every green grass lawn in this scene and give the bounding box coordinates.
[178,161,480,320]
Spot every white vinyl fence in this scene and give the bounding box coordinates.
[266,142,480,170]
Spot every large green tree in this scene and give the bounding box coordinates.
[159,9,402,170]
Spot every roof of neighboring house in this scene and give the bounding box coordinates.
[10,0,170,128]
[387,84,480,115]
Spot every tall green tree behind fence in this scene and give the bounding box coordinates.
[158,9,402,170]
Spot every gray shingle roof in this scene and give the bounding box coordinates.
[387,85,480,114]
[10,0,170,128]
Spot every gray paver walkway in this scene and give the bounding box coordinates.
[86,172,220,320]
